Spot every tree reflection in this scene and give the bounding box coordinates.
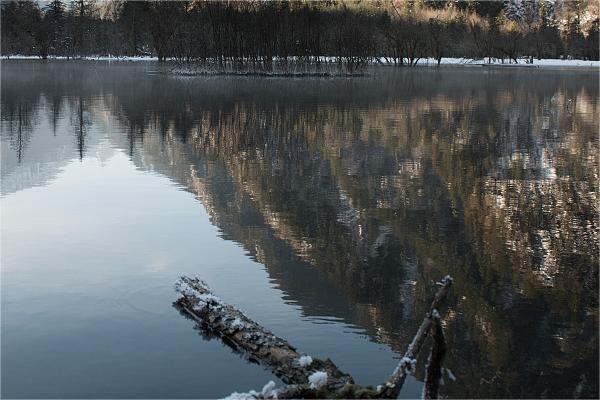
[1,83,39,163]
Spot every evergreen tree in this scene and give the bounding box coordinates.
[44,0,66,55]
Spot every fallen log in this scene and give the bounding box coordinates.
[174,275,453,399]
[174,277,353,389]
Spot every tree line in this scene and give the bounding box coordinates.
[1,0,598,72]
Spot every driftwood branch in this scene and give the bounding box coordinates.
[423,312,447,399]
[380,275,453,398]
[174,275,453,399]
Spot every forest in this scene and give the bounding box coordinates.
[1,0,599,72]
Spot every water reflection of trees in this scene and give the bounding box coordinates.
[0,78,39,163]
[2,62,597,398]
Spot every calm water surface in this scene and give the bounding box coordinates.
[1,61,598,398]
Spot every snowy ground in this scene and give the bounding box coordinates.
[0,55,160,62]
[1,55,598,68]
[413,57,599,67]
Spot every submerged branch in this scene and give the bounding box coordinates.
[174,275,453,399]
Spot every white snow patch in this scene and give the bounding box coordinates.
[0,55,161,62]
[261,381,278,397]
[222,381,279,399]
[198,293,222,304]
[394,356,417,377]
[411,57,599,68]
[2,55,598,68]
[298,355,313,367]
[222,391,258,400]
[308,371,328,389]
[437,275,453,286]
[231,318,245,330]
[175,280,198,297]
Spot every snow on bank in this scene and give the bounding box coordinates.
[413,57,599,68]
[2,55,597,68]
[0,55,159,62]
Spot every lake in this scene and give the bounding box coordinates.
[1,60,598,398]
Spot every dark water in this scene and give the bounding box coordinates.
[1,60,598,399]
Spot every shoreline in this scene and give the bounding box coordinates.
[2,55,598,70]
[415,57,599,68]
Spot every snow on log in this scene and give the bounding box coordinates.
[174,275,453,399]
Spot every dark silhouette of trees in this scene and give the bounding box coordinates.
[117,1,149,56]
[1,0,598,69]
[44,0,67,55]
[2,1,40,56]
